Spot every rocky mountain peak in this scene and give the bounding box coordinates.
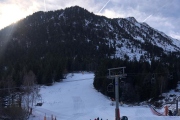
[125,17,138,24]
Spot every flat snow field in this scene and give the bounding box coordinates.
[29,72,180,120]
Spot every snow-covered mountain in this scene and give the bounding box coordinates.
[0,6,180,62]
[123,17,180,52]
[105,16,180,61]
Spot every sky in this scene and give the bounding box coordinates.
[0,0,180,40]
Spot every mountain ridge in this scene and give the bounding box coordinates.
[0,6,180,69]
[1,6,180,57]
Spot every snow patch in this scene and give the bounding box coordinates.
[29,73,180,120]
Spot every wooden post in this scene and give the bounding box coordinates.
[176,100,178,115]
[30,108,32,115]
[44,113,46,120]
[51,114,53,120]
[165,106,168,116]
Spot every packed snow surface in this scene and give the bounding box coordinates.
[29,73,180,120]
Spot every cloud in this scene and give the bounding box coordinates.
[96,0,180,40]
[0,0,180,41]
[0,0,40,29]
[170,32,180,40]
[98,0,111,13]
[39,0,102,13]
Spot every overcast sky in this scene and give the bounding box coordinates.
[0,0,180,40]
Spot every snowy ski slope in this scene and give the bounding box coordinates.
[29,72,180,120]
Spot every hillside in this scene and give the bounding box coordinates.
[29,72,180,120]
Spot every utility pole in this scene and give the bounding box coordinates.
[108,67,127,120]
[176,99,178,115]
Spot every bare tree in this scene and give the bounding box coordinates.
[0,73,27,119]
[22,70,40,117]
[3,105,27,120]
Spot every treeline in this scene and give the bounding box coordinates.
[93,58,180,102]
[0,7,115,88]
